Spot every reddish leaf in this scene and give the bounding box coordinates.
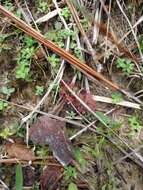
[40,165,62,190]
[78,90,96,113]
[61,84,96,113]
[5,143,36,161]
[29,116,74,166]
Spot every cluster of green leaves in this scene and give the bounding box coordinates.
[38,0,49,13]
[111,92,123,104]
[0,101,8,111]
[36,146,49,157]
[0,121,19,139]
[35,85,44,96]
[74,148,86,169]
[64,166,77,181]
[47,54,61,75]
[45,28,74,48]
[61,7,71,21]
[16,36,36,80]
[64,166,78,190]
[70,41,83,61]
[68,182,78,190]
[0,86,15,99]
[3,0,14,11]
[128,116,142,137]
[116,58,134,75]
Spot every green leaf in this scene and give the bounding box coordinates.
[1,86,15,97]
[35,85,44,96]
[68,182,78,190]
[0,128,14,139]
[0,101,8,111]
[64,166,77,181]
[111,92,123,104]
[95,111,110,126]
[15,164,23,190]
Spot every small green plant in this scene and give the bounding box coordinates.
[128,116,142,137]
[48,54,60,68]
[35,85,44,96]
[74,148,86,169]
[45,29,74,48]
[36,146,49,157]
[4,0,14,11]
[38,1,49,13]
[81,18,89,31]
[16,36,36,80]
[68,182,78,190]
[116,58,134,75]
[61,7,71,20]
[0,128,13,139]
[64,166,77,181]
[66,111,76,119]
[0,86,15,99]
[0,101,8,111]
[111,92,123,104]
[48,54,61,75]
[0,122,18,139]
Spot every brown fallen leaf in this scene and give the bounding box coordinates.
[40,165,63,190]
[29,116,74,166]
[61,84,96,113]
[5,143,36,161]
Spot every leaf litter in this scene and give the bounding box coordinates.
[29,116,74,166]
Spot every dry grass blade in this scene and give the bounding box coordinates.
[92,95,141,109]
[0,4,119,90]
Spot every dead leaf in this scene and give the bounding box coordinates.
[78,91,96,113]
[61,85,96,113]
[5,143,36,161]
[40,165,62,190]
[29,116,74,166]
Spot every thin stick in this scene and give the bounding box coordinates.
[92,95,141,109]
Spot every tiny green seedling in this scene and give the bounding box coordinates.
[0,122,19,139]
[16,36,36,80]
[61,7,71,20]
[48,54,60,75]
[74,149,86,168]
[0,86,15,99]
[35,85,44,96]
[111,92,123,104]
[36,146,49,157]
[68,182,78,190]
[4,0,14,11]
[0,128,14,139]
[64,166,77,181]
[128,116,142,137]
[38,1,49,13]
[66,111,76,119]
[0,101,8,111]
[116,58,134,75]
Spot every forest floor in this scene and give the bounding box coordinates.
[0,0,143,190]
